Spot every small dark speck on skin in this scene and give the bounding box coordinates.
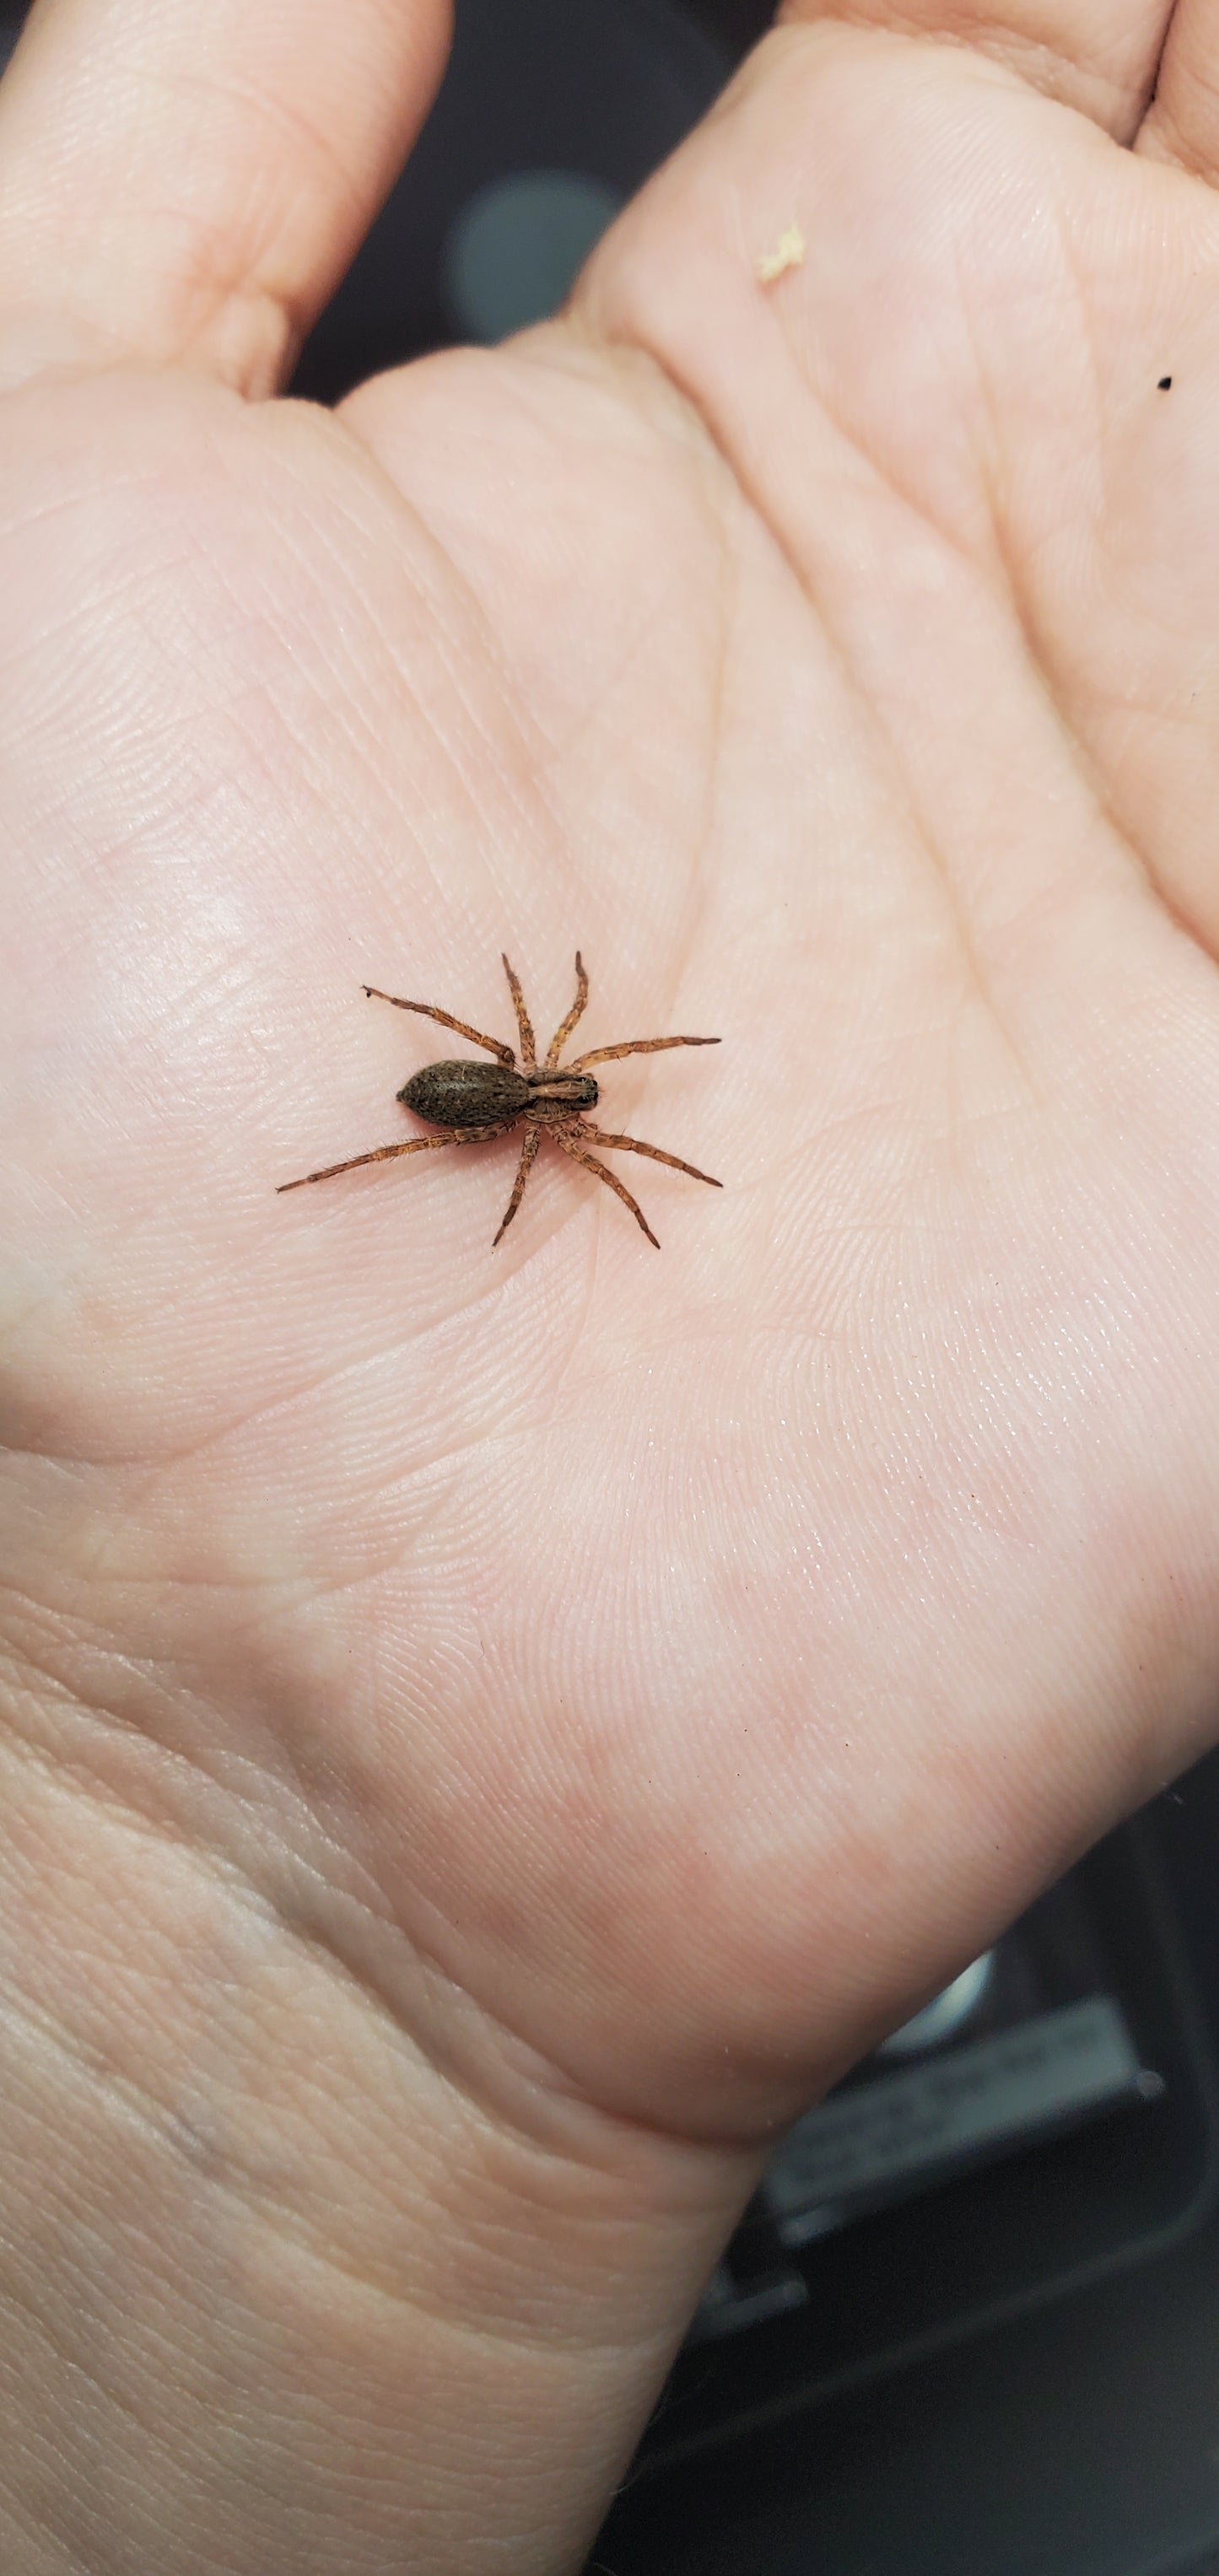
[1159,375,1173,390]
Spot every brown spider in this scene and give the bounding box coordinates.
[278,953,721,1248]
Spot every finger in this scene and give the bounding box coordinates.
[1136,2,1219,183]
[779,0,1167,138]
[0,0,450,393]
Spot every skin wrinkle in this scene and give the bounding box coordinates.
[54,1524,834,2153]
[0,1947,683,2367]
[0,2336,150,2576]
[580,237,1185,1105]
[0,2496,94,2576]
[2,1391,502,1628]
[577,345,1025,1086]
[663,466,736,1048]
[1,389,563,937]
[303,372,730,989]
[574,334,1039,1046]
[188,1251,592,1463]
[256,434,552,799]
[400,334,736,811]
[33,1184,1041,1566]
[0,1705,456,2121]
[1144,87,1219,183]
[0,450,165,553]
[283,477,579,883]
[963,308,1219,953]
[0,2248,243,2497]
[0,1646,308,1873]
[531,1217,607,1423]
[0,1672,762,2183]
[569,57,1195,973]
[433,375,708,786]
[779,8,1156,137]
[286,403,566,790]
[142,55,374,264]
[0,1944,223,2175]
[0,1660,285,1866]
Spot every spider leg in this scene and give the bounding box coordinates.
[492,1124,542,1246]
[364,986,515,1067]
[278,1124,515,1192]
[545,951,590,1067]
[569,1032,720,1071]
[550,1124,660,1248]
[574,1125,721,1188]
[500,955,537,1068]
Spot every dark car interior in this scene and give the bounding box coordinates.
[7,1,1218,2564]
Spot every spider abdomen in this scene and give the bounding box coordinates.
[400,1059,529,1127]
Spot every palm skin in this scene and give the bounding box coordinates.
[4,5,1219,2568]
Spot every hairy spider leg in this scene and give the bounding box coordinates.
[363,986,515,1066]
[573,1125,721,1188]
[545,951,590,1068]
[492,1124,542,1246]
[569,1032,720,1071]
[499,956,537,1067]
[278,1123,517,1193]
[551,1124,661,1249]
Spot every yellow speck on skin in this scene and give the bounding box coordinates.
[756,222,806,285]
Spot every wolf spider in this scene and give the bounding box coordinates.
[278,952,721,1248]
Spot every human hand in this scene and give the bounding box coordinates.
[3,0,1219,2566]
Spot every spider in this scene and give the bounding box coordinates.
[278,953,721,1248]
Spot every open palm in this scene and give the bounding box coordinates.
[4,1,1219,2567]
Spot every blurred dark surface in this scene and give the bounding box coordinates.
[594,1756,1219,2572]
[292,0,772,400]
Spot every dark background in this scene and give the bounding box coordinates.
[289,0,774,398]
[596,1763,1219,2575]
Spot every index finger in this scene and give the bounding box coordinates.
[0,0,450,394]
